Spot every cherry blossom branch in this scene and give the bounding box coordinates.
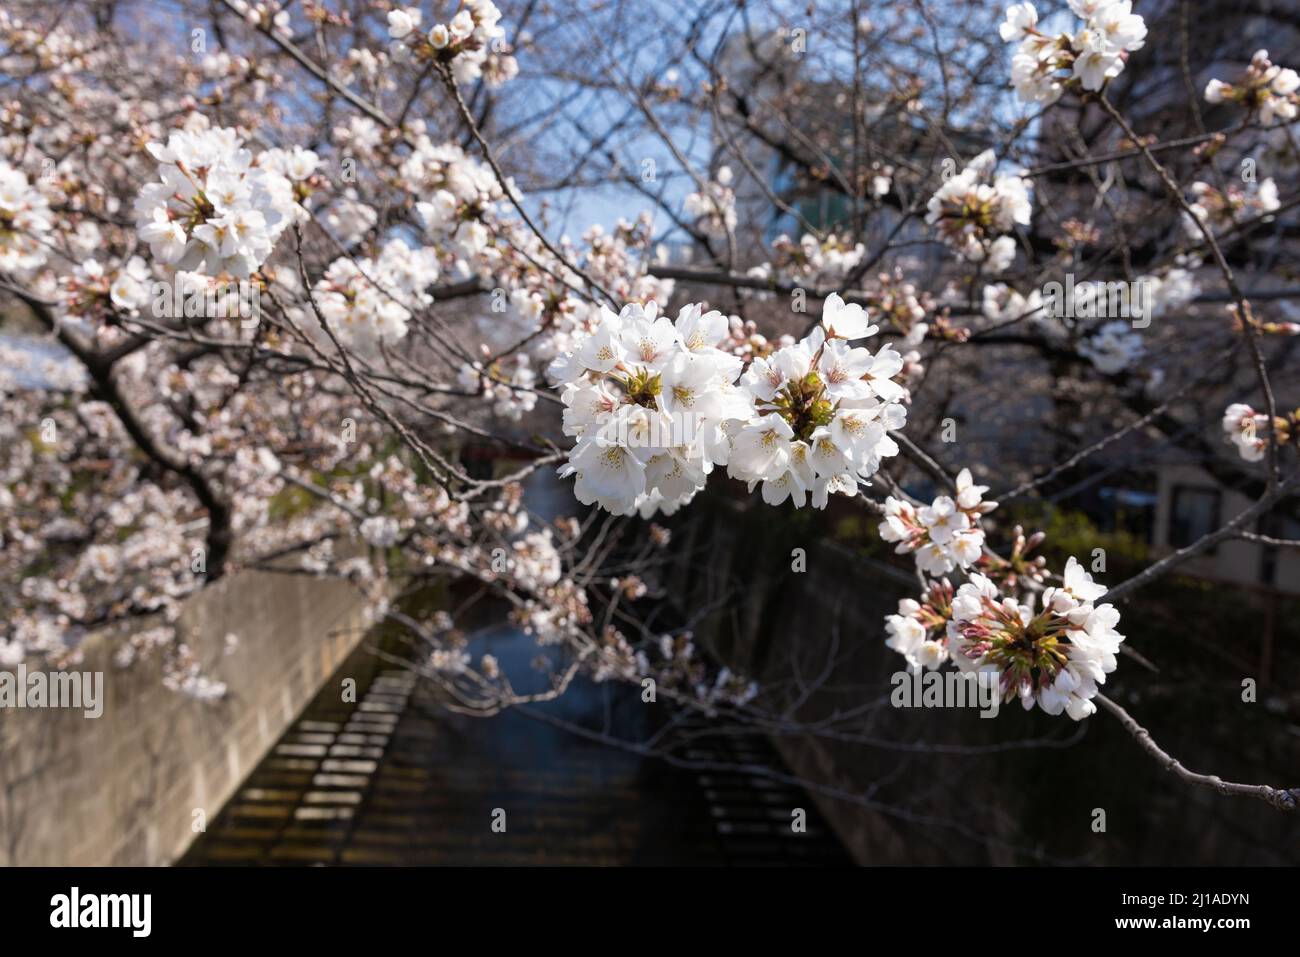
[433,60,618,308]
[1097,92,1283,488]
[214,0,397,128]
[1235,531,1300,548]
[3,281,234,578]
[1097,693,1298,812]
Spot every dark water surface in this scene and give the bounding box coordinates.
[180,616,852,866]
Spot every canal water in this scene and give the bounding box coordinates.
[180,615,852,866]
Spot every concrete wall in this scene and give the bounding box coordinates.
[0,568,372,866]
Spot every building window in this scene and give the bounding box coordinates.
[1169,485,1220,549]
[1258,512,1300,586]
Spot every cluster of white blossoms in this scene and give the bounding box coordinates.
[752,232,867,287]
[576,216,678,307]
[947,558,1124,719]
[321,189,380,247]
[547,294,907,515]
[926,150,1031,273]
[446,216,684,428]
[683,166,737,239]
[458,353,539,421]
[883,480,1126,721]
[983,282,1044,325]
[359,515,403,548]
[134,124,297,278]
[1221,403,1271,462]
[511,577,592,646]
[982,282,1045,335]
[997,267,1198,336]
[995,264,1197,375]
[258,145,321,225]
[294,239,439,355]
[228,0,293,39]
[547,300,749,516]
[866,268,961,348]
[885,580,956,672]
[1001,1,1147,103]
[878,470,997,576]
[0,161,52,278]
[387,1,518,87]
[730,295,906,507]
[1206,49,1300,124]
[507,530,564,590]
[406,137,505,261]
[59,256,152,322]
[1141,265,1201,320]
[729,272,944,405]
[1078,319,1145,374]
[1184,179,1281,237]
